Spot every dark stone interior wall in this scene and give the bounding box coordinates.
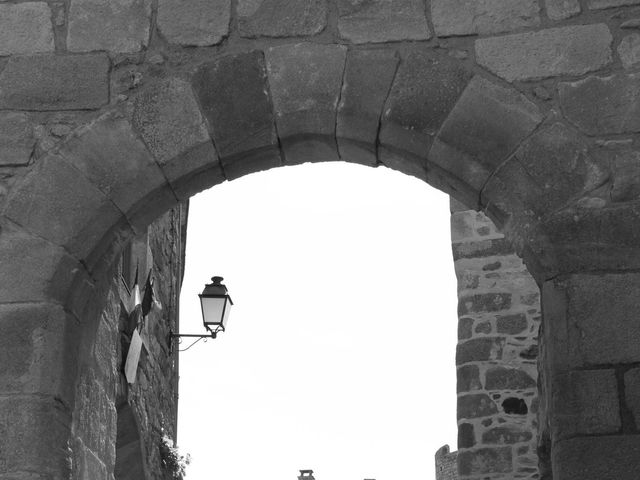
[70,203,187,479]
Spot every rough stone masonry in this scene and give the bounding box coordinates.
[3,0,640,479]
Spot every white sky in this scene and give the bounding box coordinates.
[177,161,458,480]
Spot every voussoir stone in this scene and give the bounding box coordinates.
[67,0,151,53]
[560,73,640,135]
[0,2,54,56]
[337,49,399,166]
[545,0,581,20]
[431,0,540,37]
[589,0,640,8]
[0,113,35,166]
[238,0,326,37]
[57,114,171,219]
[338,0,430,43]
[192,51,281,179]
[3,154,122,260]
[158,0,230,46]
[475,24,613,82]
[430,76,542,193]
[0,54,109,111]
[379,49,472,174]
[133,78,215,184]
[265,43,346,164]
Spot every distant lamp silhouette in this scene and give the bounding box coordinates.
[298,470,315,480]
[169,276,233,352]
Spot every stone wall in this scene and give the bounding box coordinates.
[70,203,187,480]
[435,445,458,480]
[451,200,540,479]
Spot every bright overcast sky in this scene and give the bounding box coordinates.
[177,161,458,480]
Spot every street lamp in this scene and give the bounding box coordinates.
[169,276,233,350]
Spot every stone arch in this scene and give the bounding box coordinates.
[2,3,640,479]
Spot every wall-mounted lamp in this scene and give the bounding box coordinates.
[169,276,233,351]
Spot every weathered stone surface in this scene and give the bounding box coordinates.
[0,303,79,407]
[158,0,229,46]
[457,337,505,364]
[0,3,54,56]
[475,24,613,82]
[67,0,151,53]
[192,51,280,178]
[618,34,640,69]
[265,43,346,164]
[380,49,472,169]
[458,364,482,392]
[4,154,122,260]
[545,0,580,20]
[0,396,72,477]
[58,114,171,221]
[621,18,640,28]
[553,436,640,480]
[561,73,640,135]
[0,113,35,166]
[589,0,640,8]
[459,317,474,340]
[458,447,512,475]
[432,0,540,36]
[496,313,527,335]
[337,49,398,166]
[431,76,542,194]
[458,394,499,419]
[338,0,430,43]
[459,292,512,316]
[238,0,326,37]
[482,426,533,444]
[482,123,607,222]
[452,238,514,260]
[133,78,216,185]
[485,367,536,390]
[0,54,109,111]
[624,368,640,428]
[547,274,640,366]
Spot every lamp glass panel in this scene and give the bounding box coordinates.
[200,296,226,328]
[221,298,231,329]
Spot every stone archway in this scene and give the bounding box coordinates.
[2,2,640,479]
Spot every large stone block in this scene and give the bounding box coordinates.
[0,54,109,111]
[475,24,612,82]
[496,313,527,335]
[458,293,512,315]
[133,78,217,186]
[338,0,430,43]
[0,2,54,56]
[482,426,533,444]
[553,436,640,480]
[546,274,640,366]
[67,0,151,53]
[430,76,542,194]
[57,113,173,224]
[238,0,326,37]
[432,0,540,36]
[481,122,607,221]
[379,49,471,173]
[336,49,399,166]
[624,367,640,429]
[0,303,79,407]
[265,43,346,164]
[458,393,499,419]
[0,113,35,166]
[158,0,229,45]
[0,396,72,477]
[457,364,482,392]
[4,154,123,260]
[192,51,281,178]
[559,73,640,135]
[485,366,536,391]
[457,447,512,475]
[617,33,640,70]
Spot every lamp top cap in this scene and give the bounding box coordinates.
[211,276,223,284]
